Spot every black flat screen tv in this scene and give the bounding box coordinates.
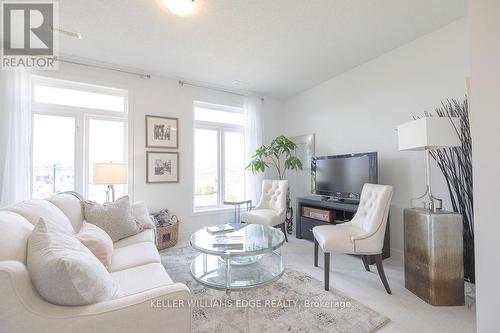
[312,152,378,201]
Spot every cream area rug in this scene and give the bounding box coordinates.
[160,246,389,333]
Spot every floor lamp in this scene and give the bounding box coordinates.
[93,162,128,202]
[397,117,460,211]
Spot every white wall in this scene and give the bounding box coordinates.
[37,63,285,239]
[469,0,500,331]
[283,19,469,257]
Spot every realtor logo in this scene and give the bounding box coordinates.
[1,1,59,69]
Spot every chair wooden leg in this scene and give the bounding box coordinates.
[314,238,319,267]
[361,255,370,272]
[280,223,288,242]
[324,252,330,291]
[375,254,392,294]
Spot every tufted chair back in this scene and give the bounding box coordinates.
[256,180,288,216]
[350,184,393,252]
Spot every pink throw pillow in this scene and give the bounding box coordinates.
[75,222,113,269]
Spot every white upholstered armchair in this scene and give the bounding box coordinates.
[240,180,289,242]
[313,183,393,293]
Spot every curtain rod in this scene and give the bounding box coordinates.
[56,57,151,79]
[178,80,264,101]
[54,58,264,100]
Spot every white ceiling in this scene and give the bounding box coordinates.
[59,0,466,97]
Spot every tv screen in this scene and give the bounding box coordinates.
[312,152,377,200]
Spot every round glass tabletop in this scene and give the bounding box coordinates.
[190,223,285,257]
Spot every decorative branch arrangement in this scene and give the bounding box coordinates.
[246,135,303,180]
[417,98,475,283]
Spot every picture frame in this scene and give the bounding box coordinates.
[146,115,178,149]
[146,151,179,183]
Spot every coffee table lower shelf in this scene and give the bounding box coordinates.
[190,251,285,293]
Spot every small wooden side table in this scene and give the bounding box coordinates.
[404,208,464,306]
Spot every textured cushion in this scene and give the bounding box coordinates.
[257,180,288,214]
[75,222,114,269]
[81,196,140,242]
[313,223,366,254]
[109,242,161,272]
[241,209,281,226]
[27,217,121,306]
[131,201,155,229]
[110,263,173,296]
[0,211,34,263]
[113,229,156,249]
[6,199,74,233]
[47,193,84,232]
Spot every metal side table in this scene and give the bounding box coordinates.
[224,200,252,223]
[404,208,464,306]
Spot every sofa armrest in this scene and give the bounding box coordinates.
[0,261,192,333]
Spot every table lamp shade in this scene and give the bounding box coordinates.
[93,163,128,185]
[398,117,461,151]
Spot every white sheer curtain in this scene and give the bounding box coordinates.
[244,96,264,206]
[0,70,32,207]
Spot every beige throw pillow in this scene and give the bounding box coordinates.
[81,196,140,242]
[27,217,121,306]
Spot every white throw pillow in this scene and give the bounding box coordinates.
[27,217,121,306]
[81,196,140,242]
[47,193,85,233]
[6,199,74,234]
[131,201,155,229]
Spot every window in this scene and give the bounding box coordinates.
[31,76,128,201]
[87,119,127,202]
[194,102,246,210]
[33,84,126,112]
[32,115,75,199]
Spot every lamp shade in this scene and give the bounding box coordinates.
[93,163,128,185]
[398,117,461,151]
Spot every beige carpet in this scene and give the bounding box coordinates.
[161,246,389,333]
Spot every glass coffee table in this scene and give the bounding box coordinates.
[190,223,285,294]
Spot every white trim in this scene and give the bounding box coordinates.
[194,100,244,114]
[192,206,234,216]
[31,75,128,115]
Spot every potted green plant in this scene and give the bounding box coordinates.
[246,135,303,234]
[246,135,303,179]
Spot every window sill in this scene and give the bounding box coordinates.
[192,206,235,216]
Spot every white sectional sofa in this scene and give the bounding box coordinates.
[0,192,191,333]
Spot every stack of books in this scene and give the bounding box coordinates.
[206,224,235,235]
[212,235,244,248]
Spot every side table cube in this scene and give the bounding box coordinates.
[404,208,464,306]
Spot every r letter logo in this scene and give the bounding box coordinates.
[1,1,59,70]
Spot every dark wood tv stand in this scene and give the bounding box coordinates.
[296,195,390,264]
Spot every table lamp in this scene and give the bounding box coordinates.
[93,162,127,202]
[398,117,460,211]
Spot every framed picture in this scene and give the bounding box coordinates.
[146,151,179,183]
[146,115,178,148]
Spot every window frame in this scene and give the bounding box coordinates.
[193,102,245,212]
[30,75,129,199]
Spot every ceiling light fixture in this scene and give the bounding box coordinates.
[162,0,195,16]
